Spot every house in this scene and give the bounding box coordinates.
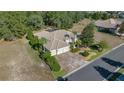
[34,29,77,56]
[95,18,122,34]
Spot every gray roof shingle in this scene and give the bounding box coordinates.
[95,19,122,29]
[34,30,75,50]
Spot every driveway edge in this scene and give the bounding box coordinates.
[63,43,124,78]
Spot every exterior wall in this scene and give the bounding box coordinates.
[57,46,70,55]
[97,26,116,34]
[50,46,70,56]
[50,50,57,56]
[109,28,116,33]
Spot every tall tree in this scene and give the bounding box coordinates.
[80,23,95,47]
[118,21,124,34]
[26,14,44,30]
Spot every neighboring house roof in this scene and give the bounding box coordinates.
[34,30,75,51]
[95,19,122,29]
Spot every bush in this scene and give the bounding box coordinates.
[3,33,15,41]
[47,56,61,72]
[82,50,89,57]
[90,44,103,52]
[71,48,80,53]
[26,31,33,40]
[39,51,61,72]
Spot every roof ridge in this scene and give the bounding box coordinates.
[110,18,116,24]
[49,31,56,50]
[56,39,60,52]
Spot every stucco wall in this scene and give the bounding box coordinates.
[50,46,70,56]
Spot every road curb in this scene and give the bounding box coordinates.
[103,64,124,81]
[63,43,124,78]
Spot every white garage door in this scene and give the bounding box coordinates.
[50,50,57,56]
[57,46,70,55]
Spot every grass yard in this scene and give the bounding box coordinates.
[0,39,54,80]
[79,46,111,61]
[85,52,96,61]
[87,47,111,61]
[52,69,65,79]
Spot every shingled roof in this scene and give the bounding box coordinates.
[95,19,122,29]
[34,30,75,50]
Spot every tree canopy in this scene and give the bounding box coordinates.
[118,21,124,34]
[80,23,95,47]
[0,11,116,41]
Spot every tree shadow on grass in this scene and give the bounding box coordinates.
[94,66,112,80]
[101,57,123,68]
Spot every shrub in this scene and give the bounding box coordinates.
[39,51,61,72]
[47,56,61,72]
[26,31,33,40]
[118,21,124,34]
[71,48,80,53]
[90,44,103,52]
[42,51,51,61]
[82,50,89,57]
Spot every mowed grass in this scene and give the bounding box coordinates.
[52,69,65,79]
[87,47,112,61]
[0,39,54,80]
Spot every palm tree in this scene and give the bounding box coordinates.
[75,39,82,48]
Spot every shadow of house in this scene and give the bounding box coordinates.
[101,57,123,68]
[94,66,112,80]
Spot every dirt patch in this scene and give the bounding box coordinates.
[69,18,91,33]
[94,31,124,48]
[0,39,54,81]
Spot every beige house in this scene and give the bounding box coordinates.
[34,29,77,56]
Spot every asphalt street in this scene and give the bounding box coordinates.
[66,45,124,81]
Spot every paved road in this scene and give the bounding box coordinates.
[65,45,124,81]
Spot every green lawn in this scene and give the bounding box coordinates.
[52,69,66,79]
[87,47,112,61]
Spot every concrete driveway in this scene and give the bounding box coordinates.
[65,44,124,81]
[56,52,86,73]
